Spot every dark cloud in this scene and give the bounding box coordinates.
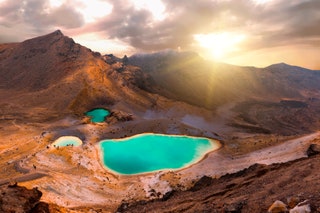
[283,1,320,38]
[0,0,84,42]
[239,0,320,49]
[91,0,155,48]
[46,5,85,28]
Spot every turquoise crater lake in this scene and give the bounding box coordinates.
[85,108,110,123]
[99,133,220,175]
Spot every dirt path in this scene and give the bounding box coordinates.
[0,159,49,186]
[0,173,48,186]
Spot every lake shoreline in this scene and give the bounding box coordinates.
[96,133,221,175]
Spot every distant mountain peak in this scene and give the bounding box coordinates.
[53,29,63,35]
[265,62,291,69]
[42,29,66,39]
[46,29,64,38]
[265,62,312,71]
[0,29,91,91]
[17,30,79,57]
[275,62,289,66]
[265,62,302,70]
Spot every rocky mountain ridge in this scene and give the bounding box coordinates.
[0,30,158,120]
[129,51,320,109]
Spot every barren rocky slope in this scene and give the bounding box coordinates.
[118,145,320,213]
[129,51,320,135]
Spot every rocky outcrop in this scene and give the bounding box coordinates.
[267,199,312,213]
[0,183,49,213]
[189,175,213,191]
[306,144,320,157]
[106,110,133,123]
[289,200,311,213]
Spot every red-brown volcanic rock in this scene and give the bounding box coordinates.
[0,183,49,213]
[117,152,320,213]
[0,30,156,119]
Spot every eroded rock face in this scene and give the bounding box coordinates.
[0,183,49,213]
[189,175,213,192]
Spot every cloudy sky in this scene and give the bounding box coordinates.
[0,0,320,69]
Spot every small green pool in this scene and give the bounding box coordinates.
[52,136,83,147]
[99,133,220,175]
[85,108,110,123]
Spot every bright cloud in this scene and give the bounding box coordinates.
[49,0,112,23]
[132,0,166,21]
[49,0,64,8]
[251,0,274,5]
[76,0,112,23]
[194,32,246,60]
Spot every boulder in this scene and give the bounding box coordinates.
[0,184,49,213]
[268,200,288,213]
[289,200,311,213]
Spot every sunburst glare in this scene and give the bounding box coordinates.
[194,32,246,60]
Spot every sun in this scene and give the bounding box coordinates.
[194,32,246,60]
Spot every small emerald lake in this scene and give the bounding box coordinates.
[52,136,83,147]
[85,108,110,123]
[99,133,220,175]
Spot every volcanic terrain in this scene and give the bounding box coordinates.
[1,31,320,212]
